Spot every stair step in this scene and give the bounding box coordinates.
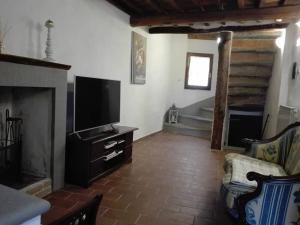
[232,49,275,54]
[228,96,266,106]
[230,65,272,78]
[232,39,276,52]
[230,74,271,79]
[233,30,282,40]
[180,114,213,122]
[163,122,211,139]
[164,122,211,131]
[230,62,273,67]
[229,76,269,86]
[231,52,274,65]
[229,82,269,88]
[200,107,214,112]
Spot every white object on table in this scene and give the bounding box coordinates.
[44,19,55,62]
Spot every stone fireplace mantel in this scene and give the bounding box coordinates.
[0,54,71,191]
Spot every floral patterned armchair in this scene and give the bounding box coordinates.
[221,122,300,221]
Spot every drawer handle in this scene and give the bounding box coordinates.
[104,141,118,149]
[118,140,125,144]
[103,150,123,161]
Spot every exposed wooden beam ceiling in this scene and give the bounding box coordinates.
[237,0,246,8]
[191,0,205,9]
[165,0,184,12]
[130,5,300,26]
[188,33,219,40]
[149,23,288,33]
[144,0,165,14]
[279,0,287,5]
[106,0,143,15]
[187,29,282,40]
[258,0,266,8]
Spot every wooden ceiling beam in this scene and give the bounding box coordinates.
[279,0,287,5]
[191,0,202,7]
[107,0,143,15]
[164,0,184,12]
[188,33,219,40]
[258,0,266,8]
[130,5,300,26]
[148,23,289,33]
[144,0,165,14]
[191,0,207,11]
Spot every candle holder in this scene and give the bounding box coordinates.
[168,104,179,124]
[43,19,55,61]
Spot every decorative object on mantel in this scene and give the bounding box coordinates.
[168,104,179,124]
[131,31,147,84]
[0,18,11,54]
[43,19,55,62]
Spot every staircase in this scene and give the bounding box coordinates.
[228,30,281,106]
[163,97,214,139]
[163,30,282,139]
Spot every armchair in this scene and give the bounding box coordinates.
[221,122,300,220]
[238,172,300,225]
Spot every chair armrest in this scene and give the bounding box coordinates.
[237,172,300,225]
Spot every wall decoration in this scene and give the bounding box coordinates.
[43,19,55,62]
[131,32,147,84]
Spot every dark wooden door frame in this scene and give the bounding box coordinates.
[211,31,233,150]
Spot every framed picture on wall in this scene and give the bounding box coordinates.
[131,31,147,84]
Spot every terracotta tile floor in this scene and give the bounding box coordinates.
[42,132,236,225]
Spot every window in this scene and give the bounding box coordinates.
[185,53,213,90]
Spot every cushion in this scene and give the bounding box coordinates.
[253,139,281,164]
[231,157,287,187]
[285,128,300,175]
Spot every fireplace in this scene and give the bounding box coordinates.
[0,87,54,190]
[0,54,71,195]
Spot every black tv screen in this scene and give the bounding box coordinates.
[74,76,120,132]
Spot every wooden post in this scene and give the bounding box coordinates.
[211,31,233,150]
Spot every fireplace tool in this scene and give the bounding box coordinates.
[0,109,23,182]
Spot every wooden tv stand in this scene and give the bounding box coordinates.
[65,126,137,187]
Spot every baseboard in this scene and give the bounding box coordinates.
[133,130,163,143]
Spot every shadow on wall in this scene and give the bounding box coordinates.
[25,19,43,59]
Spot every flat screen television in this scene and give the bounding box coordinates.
[74,76,121,132]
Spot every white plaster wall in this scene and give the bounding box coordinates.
[167,35,218,108]
[264,24,300,138]
[263,48,284,138]
[0,0,172,140]
[287,24,300,109]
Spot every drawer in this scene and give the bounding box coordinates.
[91,139,119,160]
[90,149,125,179]
[117,133,133,148]
[90,157,105,178]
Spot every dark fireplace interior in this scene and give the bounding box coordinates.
[227,105,264,148]
[0,87,53,189]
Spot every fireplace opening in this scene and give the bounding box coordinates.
[225,105,264,148]
[0,109,22,187]
[0,87,53,194]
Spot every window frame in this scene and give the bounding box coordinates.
[184,52,214,90]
